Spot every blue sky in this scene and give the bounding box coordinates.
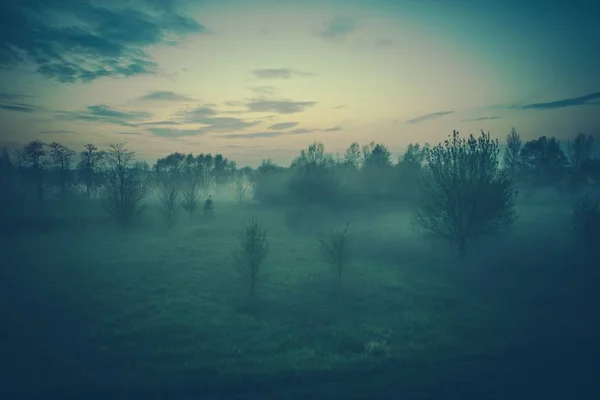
[0,0,598,166]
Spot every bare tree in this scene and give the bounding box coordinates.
[157,179,180,228]
[48,142,76,199]
[318,222,351,287]
[233,218,269,298]
[567,133,594,190]
[79,144,104,199]
[181,155,201,218]
[412,130,518,259]
[19,140,47,201]
[101,143,147,227]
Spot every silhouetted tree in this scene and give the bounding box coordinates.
[101,143,147,227]
[78,144,104,199]
[19,139,47,201]
[289,141,340,209]
[318,222,351,288]
[48,142,76,199]
[395,143,429,201]
[412,130,518,258]
[520,136,567,187]
[572,194,600,248]
[503,127,522,181]
[343,142,361,170]
[233,217,269,298]
[567,133,595,190]
[181,153,200,218]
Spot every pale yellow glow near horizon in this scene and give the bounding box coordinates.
[1,1,598,167]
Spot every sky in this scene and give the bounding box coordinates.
[0,0,599,167]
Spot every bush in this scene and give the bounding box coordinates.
[572,194,600,247]
[412,130,518,258]
[233,217,269,298]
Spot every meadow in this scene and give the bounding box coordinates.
[2,189,599,399]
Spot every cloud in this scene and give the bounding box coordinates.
[39,130,73,134]
[374,38,393,46]
[290,129,313,135]
[0,93,42,113]
[220,131,284,139]
[177,106,219,121]
[251,68,316,79]
[0,103,39,113]
[137,91,195,101]
[0,0,208,83]
[224,100,245,107]
[268,122,299,130]
[332,105,347,109]
[463,116,500,122]
[519,92,600,110]
[249,86,277,95]
[138,120,182,126]
[148,127,209,137]
[57,104,152,126]
[290,126,341,135]
[316,17,358,39]
[247,99,318,114]
[405,111,454,124]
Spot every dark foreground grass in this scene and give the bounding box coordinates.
[1,197,599,399]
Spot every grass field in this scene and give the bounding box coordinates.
[1,193,599,399]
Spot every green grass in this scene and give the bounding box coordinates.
[1,195,599,398]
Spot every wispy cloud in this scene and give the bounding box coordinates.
[463,116,500,122]
[405,111,454,124]
[247,99,318,114]
[220,131,284,139]
[519,91,600,110]
[249,86,277,95]
[0,0,208,83]
[148,127,210,138]
[268,122,299,130]
[251,68,316,79]
[56,104,152,126]
[39,130,73,134]
[137,91,195,102]
[374,38,393,46]
[0,93,41,113]
[316,17,358,40]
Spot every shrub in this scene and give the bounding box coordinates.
[318,222,351,287]
[233,218,269,298]
[412,130,518,259]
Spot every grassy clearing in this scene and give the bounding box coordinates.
[1,196,599,398]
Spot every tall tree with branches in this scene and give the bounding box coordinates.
[101,143,147,227]
[412,130,518,258]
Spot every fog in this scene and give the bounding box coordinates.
[1,133,599,399]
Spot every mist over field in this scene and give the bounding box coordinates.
[1,0,600,399]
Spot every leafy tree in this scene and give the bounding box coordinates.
[233,217,269,298]
[48,142,76,199]
[503,127,522,181]
[343,142,362,170]
[289,141,340,209]
[412,130,518,258]
[520,136,567,186]
[101,143,147,227]
[395,143,429,201]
